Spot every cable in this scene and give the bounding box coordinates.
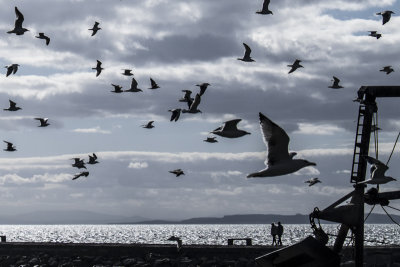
[364,204,376,222]
[387,205,400,212]
[381,205,400,227]
[386,131,400,166]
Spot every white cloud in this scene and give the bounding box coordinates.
[128,162,149,169]
[72,126,111,134]
[294,123,346,135]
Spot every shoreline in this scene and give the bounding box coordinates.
[0,241,398,266]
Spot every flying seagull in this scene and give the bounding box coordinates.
[35,33,50,45]
[3,141,16,152]
[196,83,210,96]
[328,76,343,89]
[92,60,103,77]
[72,171,89,180]
[35,118,50,127]
[169,169,185,177]
[182,93,202,114]
[211,119,250,138]
[111,84,123,93]
[380,66,394,75]
[368,31,382,39]
[168,108,181,122]
[142,121,155,129]
[89,21,101,36]
[148,78,160,89]
[256,0,273,15]
[204,137,218,143]
[87,153,99,165]
[376,10,394,25]
[5,64,19,77]
[4,100,21,111]
[288,59,303,74]
[359,156,396,185]
[247,113,316,178]
[125,77,143,92]
[237,43,255,62]
[122,69,133,76]
[71,158,86,169]
[7,7,29,35]
[179,90,194,103]
[305,177,321,187]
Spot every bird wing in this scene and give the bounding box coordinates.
[130,78,138,89]
[363,155,388,177]
[9,100,16,108]
[262,0,270,11]
[93,153,97,160]
[6,66,12,76]
[243,43,252,58]
[189,93,201,110]
[150,78,157,87]
[96,60,102,67]
[259,112,291,166]
[333,76,340,84]
[14,7,24,29]
[221,119,241,131]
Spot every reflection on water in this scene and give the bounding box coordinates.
[0,224,397,246]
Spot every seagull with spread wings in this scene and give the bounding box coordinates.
[92,60,103,77]
[4,100,21,111]
[89,21,101,36]
[359,156,396,185]
[72,171,89,180]
[148,78,160,89]
[87,153,99,165]
[305,177,321,187]
[211,119,250,138]
[168,109,181,122]
[7,7,29,35]
[328,76,343,89]
[5,64,19,77]
[35,33,50,45]
[182,93,202,114]
[237,43,255,62]
[380,66,394,75]
[247,113,316,178]
[376,10,394,25]
[125,77,143,92]
[288,59,303,74]
[142,121,155,129]
[35,118,50,127]
[3,141,16,152]
[169,169,185,177]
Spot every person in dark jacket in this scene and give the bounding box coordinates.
[270,223,277,246]
[277,221,284,246]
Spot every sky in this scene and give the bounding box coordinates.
[0,0,400,221]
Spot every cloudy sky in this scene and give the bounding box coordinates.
[0,0,400,221]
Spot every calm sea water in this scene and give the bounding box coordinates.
[0,224,397,246]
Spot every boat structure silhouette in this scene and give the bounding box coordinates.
[255,86,400,267]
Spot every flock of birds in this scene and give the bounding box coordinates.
[2,1,397,189]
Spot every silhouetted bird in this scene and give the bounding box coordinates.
[247,113,316,178]
[7,7,29,35]
[35,33,50,45]
[204,137,218,143]
[168,108,181,122]
[359,156,396,185]
[72,158,86,169]
[72,171,89,180]
[237,43,255,62]
[125,77,142,92]
[87,153,99,165]
[179,90,194,103]
[89,21,101,36]
[371,125,382,132]
[4,100,21,111]
[169,169,184,177]
[376,10,394,25]
[368,31,382,39]
[111,84,123,93]
[35,118,49,127]
[328,76,343,89]
[196,83,210,96]
[211,119,250,138]
[305,177,321,186]
[256,0,273,15]
[148,78,160,89]
[380,66,394,75]
[142,121,154,129]
[122,69,133,76]
[182,93,202,113]
[3,141,16,152]
[5,64,19,77]
[288,59,303,74]
[92,60,103,77]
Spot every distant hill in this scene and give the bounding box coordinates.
[133,213,400,225]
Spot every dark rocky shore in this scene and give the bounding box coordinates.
[0,242,398,266]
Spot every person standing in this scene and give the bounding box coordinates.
[277,221,284,246]
[270,223,277,246]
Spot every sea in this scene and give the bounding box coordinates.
[0,224,398,246]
